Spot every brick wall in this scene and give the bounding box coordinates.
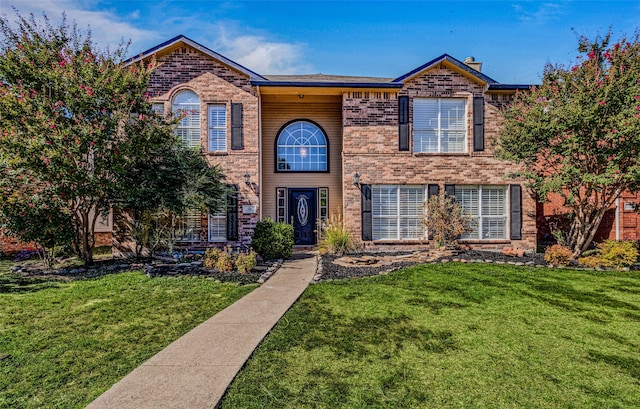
[342,65,537,251]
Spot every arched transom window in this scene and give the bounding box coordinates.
[276,121,328,171]
[172,90,201,148]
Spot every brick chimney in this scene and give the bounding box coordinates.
[463,56,482,72]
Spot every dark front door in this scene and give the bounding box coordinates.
[288,189,317,245]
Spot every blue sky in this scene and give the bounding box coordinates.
[2,1,639,83]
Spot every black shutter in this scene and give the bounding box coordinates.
[444,184,456,199]
[226,185,239,241]
[361,184,372,241]
[510,184,522,240]
[427,184,440,200]
[231,103,243,150]
[473,97,484,152]
[398,96,409,151]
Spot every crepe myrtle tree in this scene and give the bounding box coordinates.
[497,31,640,258]
[0,12,226,264]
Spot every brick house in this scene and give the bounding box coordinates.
[104,34,543,254]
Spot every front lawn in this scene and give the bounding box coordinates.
[222,263,640,408]
[0,269,256,408]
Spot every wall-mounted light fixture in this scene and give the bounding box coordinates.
[244,172,259,196]
[353,172,362,192]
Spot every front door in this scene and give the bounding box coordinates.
[288,189,317,245]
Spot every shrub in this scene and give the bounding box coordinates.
[318,214,356,256]
[235,251,258,274]
[423,194,473,249]
[544,244,573,266]
[577,255,606,268]
[215,250,235,272]
[597,240,639,268]
[203,247,224,269]
[251,218,294,260]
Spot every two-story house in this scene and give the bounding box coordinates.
[116,34,539,253]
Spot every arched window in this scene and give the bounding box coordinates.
[276,120,328,171]
[172,90,200,148]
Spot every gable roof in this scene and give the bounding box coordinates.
[393,53,498,85]
[128,35,267,82]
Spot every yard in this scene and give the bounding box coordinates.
[0,259,256,408]
[222,262,640,409]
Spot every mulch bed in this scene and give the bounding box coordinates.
[318,250,548,281]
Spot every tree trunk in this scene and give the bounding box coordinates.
[567,206,608,259]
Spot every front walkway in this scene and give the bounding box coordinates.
[86,252,318,409]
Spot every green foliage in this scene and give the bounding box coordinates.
[544,244,573,266]
[251,218,294,260]
[497,31,640,257]
[598,239,639,267]
[318,214,356,256]
[577,255,606,268]
[215,250,235,272]
[0,12,225,264]
[424,194,473,248]
[203,247,224,269]
[235,251,257,274]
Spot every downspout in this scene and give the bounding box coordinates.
[615,196,620,241]
[257,85,263,220]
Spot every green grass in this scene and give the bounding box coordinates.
[0,268,256,408]
[222,263,640,409]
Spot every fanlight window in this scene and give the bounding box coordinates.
[276,121,328,171]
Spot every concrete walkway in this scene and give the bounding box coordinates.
[86,252,318,409]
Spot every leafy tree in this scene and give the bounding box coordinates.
[0,12,225,264]
[497,31,640,257]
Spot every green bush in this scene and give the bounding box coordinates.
[577,255,606,268]
[318,214,356,256]
[215,250,235,272]
[544,244,573,266]
[235,251,258,274]
[598,240,639,268]
[251,218,294,260]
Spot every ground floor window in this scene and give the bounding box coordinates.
[455,185,507,240]
[176,210,202,242]
[208,212,227,242]
[372,185,425,240]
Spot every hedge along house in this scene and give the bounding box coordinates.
[116,34,538,253]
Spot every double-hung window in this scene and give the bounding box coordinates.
[176,210,202,242]
[208,212,226,242]
[455,185,508,239]
[172,90,201,149]
[414,98,467,153]
[372,185,425,240]
[208,104,227,152]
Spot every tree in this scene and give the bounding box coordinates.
[0,12,225,264]
[497,31,640,257]
[423,194,472,249]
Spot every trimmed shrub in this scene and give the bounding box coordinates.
[424,194,472,249]
[577,255,606,268]
[235,251,258,274]
[215,250,235,272]
[203,247,224,269]
[318,214,356,256]
[544,244,573,266]
[251,218,294,260]
[598,240,639,268]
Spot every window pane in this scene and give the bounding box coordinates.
[173,90,200,148]
[414,98,466,153]
[372,186,397,217]
[482,218,506,239]
[208,213,226,242]
[177,210,201,242]
[276,121,327,171]
[481,187,506,216]
[373,217,398,240]
[414,130,438,153]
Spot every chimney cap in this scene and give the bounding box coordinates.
[463,56,475,64]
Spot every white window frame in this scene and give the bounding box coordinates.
[176,210,202,242]
[413,98,467,153]
[208,212,227,242]
[372,185,425,240]
[172,90,201,149]
[208,104,227,152]
[455,185,508,240]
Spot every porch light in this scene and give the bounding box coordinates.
[353,172,360,187]
[244,173,251,186]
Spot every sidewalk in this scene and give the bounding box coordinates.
[86,252,318,409]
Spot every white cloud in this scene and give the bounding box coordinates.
[512,2,567,23]
[1,0,159,54]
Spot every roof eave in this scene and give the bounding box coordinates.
[394,54,498,85]
[252,80,403,88]
[487,84,534,91]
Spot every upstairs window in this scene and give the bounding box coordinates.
[276,121,328,171]
[172,90,201,148]
[414,98,466,153]
[208,104,227,152]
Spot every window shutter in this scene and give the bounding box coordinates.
[510,184,522,240]
[361,184,372,241]
[444,184,456,199]
[398,96,409,151]
[231,103,243,150]
[427,184,440,200]
[226,185,239,240]
[473,97,484,152]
